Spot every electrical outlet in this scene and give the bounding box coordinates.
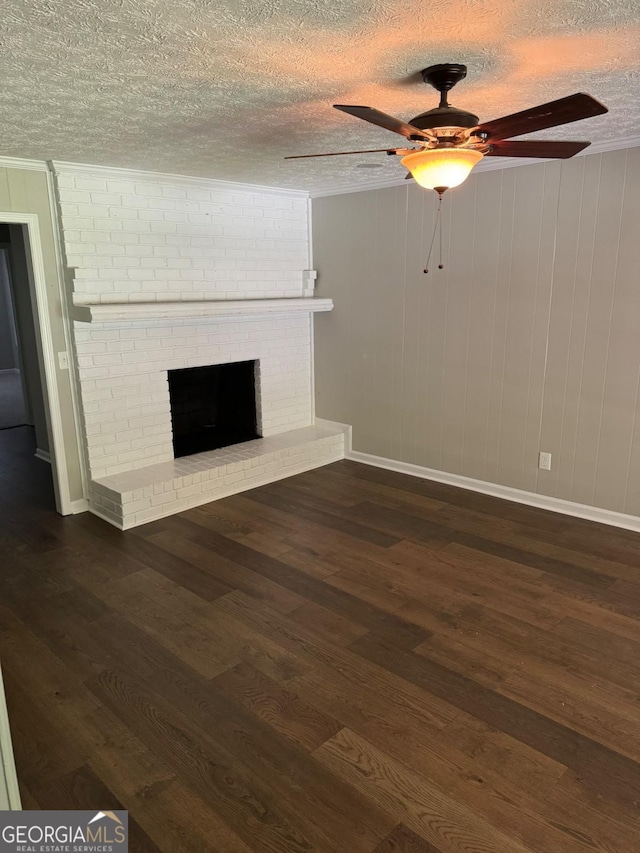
[57,351,69,370]
[539,451,552,471]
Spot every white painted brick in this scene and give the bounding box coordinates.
[64,190,93,203]
[77,204,110,218]
[111,232,140,244]
[60,167,313,482]
[107,180,138,194]
[138,209,165,222]
[135,183,163,197]
[162,186,187,199]
[76,178,108,192]
[108,206,139,220]
[122,194,149,208]
[163,211,189,223]
[56,174,76,189]
[91,192,119,206]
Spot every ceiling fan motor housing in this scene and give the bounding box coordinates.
[409,106,480,131]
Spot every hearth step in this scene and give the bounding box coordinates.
[89,421,350,530]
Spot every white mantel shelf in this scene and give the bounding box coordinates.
[72,297,334,324]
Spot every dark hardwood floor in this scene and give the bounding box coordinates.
[2,426,640,851]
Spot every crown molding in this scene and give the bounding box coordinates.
[308,134,640,198]
[309,176,410,198]
[51,160,310,198]
[0,155,48,172]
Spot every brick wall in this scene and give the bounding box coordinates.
[74,315,312,479]
[54,167,309,303]
[52,165,315,480]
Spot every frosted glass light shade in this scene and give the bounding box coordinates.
[401,148,483,190]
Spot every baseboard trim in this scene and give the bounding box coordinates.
[345,449,640,533]
[0,664,21,810]
[34,448,51,464]
[70,498,90,515]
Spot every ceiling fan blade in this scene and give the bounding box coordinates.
[285,147,400,160]
[486,140,591,159]
[475,93,607,141]
[405,172,414,180]
[334,105,427,141]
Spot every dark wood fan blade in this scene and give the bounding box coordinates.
[487,140,591,158]
[405,172,414,180]
[285,148,399,160]
[334,105,427,141]
[476,93,607,141]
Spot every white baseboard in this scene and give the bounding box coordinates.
[0,664,21,810]
[345,449,640,534]
[70,498,90,514]
[34,448,51,464]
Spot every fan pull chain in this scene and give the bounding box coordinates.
[438,196,444,270]
[424,191,445,274]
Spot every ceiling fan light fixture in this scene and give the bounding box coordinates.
[400,148,483,191]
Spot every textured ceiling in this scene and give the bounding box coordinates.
[0,0,638,191]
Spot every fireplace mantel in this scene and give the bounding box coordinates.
[72,297,334,324]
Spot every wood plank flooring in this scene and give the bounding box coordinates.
[2,426,640,852]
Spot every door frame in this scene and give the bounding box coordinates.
[0,664,21,810]
[0,211,75,514]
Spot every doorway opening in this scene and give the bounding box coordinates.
[0,222,53,501]
[0,227,27,432]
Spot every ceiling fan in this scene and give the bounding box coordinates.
[286,64,608,194]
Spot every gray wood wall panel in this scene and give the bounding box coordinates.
[312,147,640,515]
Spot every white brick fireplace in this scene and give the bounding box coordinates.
[53,163,349,528]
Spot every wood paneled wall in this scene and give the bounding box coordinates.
[312,148,640,515]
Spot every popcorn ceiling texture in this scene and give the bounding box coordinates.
[1,0,638,191]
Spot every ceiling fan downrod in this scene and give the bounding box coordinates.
[420,63,468,109]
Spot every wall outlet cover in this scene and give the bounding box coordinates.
[539,451,552,471]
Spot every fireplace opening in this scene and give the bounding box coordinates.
[168,360,260,458]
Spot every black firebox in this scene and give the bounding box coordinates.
[168,361,260,458]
